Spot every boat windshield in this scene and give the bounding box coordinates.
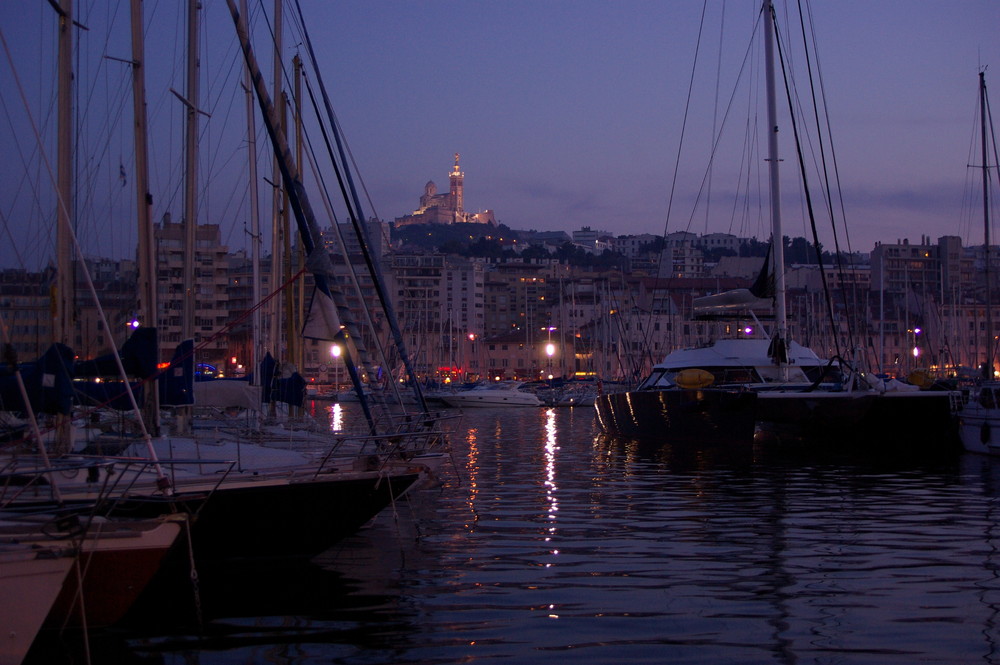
[637,370,668,390]
[755,366,811,384]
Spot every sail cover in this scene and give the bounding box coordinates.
[692,288,773,315]
[193,379,261,411]
[301,287,343,342]
[0,343,74,415]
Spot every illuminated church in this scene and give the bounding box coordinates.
[394,154,496,227]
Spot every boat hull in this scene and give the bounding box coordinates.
[1,517,183,630]
[594,388,758,444]
[87,469,422,561]
[441,395,541,407]
[861,390,960,452]
[754,390,876,441]
[0,548,73,665]
[180,471,421,559]
[958,389,1000,455]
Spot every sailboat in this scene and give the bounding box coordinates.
[1,0,440,565]
[958,71,1000,455]
[595,1,959,449]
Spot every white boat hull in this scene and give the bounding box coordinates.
[0,547,73,665]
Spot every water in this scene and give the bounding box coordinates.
[29,405,1000,664]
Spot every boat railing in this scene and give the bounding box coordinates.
[1,454,238,524]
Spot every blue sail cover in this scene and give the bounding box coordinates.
[255,353,304,407]
[259,352,276,404]
[159,339,195,406]
[72,327,157,410]
[74,327,157,379]
[0,343,74,415]
[278,372,306,408]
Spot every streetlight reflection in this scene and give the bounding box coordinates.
[544,407,559,547]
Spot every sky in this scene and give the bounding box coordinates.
[1,0,999,271]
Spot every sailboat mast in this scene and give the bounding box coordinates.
[225,0,380,432]
[764,0,788,372]
[268,0,284,381]
[130,0,159,433]
[981,71,993,380]
[241,0,262,385]
[53,0,74,454]
[181,0,199,351]
[55,0,73,350]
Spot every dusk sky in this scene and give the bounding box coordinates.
[1,1,998,271]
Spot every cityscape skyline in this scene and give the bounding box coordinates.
[0,2,998,272]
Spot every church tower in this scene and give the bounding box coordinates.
[449,152,464,216]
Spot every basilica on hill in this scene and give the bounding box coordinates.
[393,153,496,227]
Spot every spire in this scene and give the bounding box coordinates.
[449,152,464,214]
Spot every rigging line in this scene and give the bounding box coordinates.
[0,93,48,270]
[988,78,1000,199]
[676,6,763,239]
[705,0,726,235]
[769,4,844,360]
[641,3,758,360]
[282,8,384,226]
[292,0,427,413]
[228,0,382,433]
[296,94,405,413]
[294,69,393,391]
[794,0,860,351]
[800,0,855,259]
[1,25,171,488]
[656,0,708,262]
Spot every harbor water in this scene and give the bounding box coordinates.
[29,404,1000,664]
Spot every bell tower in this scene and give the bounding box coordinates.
[449,152,464,215]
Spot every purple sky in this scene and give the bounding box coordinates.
[1,1,998,271]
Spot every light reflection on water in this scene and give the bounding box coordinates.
[37,405,1000,664]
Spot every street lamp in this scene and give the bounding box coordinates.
[330,344,342,394]
[545,326,556,385]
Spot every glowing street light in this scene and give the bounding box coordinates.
[330,344,342,391]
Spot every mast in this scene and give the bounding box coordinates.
[982,71,993,380]
[130,0,159,434]
[267,0,284,399]
[292,0,429,413]
[181,0,199,355]
[53,0,74,454]
[55,0,73,351]
[225,0,381,432]
[241,0,262,388]
[176,0,200,435]
[763,0,787,373]
[293,54,306,380]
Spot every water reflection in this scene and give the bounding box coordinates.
[328,402,344,432]
[29,406,1000,664]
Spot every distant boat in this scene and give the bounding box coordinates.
[440,381,542,408]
